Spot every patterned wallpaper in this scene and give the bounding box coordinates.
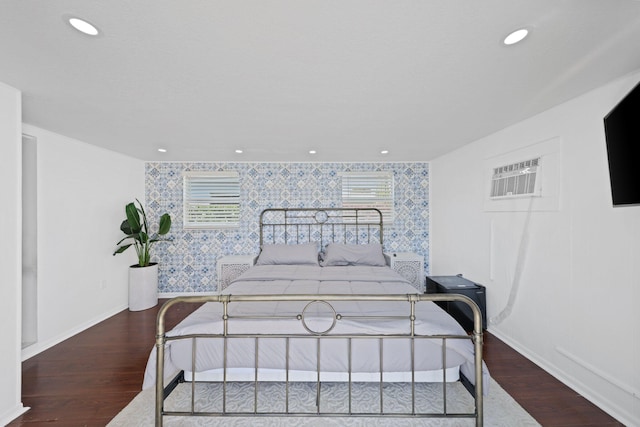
[145,162,429,293]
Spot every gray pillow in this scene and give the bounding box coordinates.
[255,243,319,266]
[321,243,386,267]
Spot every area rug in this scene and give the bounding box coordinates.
[108,379,540,426]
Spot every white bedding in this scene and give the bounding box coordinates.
[143,265,489,392]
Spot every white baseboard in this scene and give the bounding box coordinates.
[159,291,217,299]
[488,328,635,426]
[21,304,128,361]
[0,403,29,426]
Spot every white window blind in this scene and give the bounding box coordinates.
[183,172,240,229]
[341,172,394,223]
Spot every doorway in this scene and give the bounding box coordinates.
[22,134,37,348]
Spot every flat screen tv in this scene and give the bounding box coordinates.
[603,81,640,206]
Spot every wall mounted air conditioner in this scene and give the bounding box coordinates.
[489,157,542,199]
[483,136,561,212]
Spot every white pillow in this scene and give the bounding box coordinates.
[321,243,386,267]
[255,243,319,266]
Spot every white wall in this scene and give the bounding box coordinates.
[430,71,640,425]
[21,124,145,359]
[0,83,28,424]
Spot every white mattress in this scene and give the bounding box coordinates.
[143,265,489,391]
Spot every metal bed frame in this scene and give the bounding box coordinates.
[154,208,484,426]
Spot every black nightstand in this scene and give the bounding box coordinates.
[426,275,487,331]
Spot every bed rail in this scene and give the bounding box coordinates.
[154,293,484,426]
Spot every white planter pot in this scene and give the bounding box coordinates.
[128,263,159,311]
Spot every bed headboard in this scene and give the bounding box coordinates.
[259,208,383,248]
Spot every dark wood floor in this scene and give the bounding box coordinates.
[10,300,623,426]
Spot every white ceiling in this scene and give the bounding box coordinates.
[2,1,640,162]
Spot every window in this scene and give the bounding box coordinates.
[183,172,240,229]
[341,172,394,223]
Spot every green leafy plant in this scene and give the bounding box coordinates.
[113,199,172,267]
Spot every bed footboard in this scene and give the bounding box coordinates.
[154,293,484,426]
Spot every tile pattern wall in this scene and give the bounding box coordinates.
[145,162,429,293]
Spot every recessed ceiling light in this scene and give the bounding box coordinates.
[380,150,389,154]
[309,150,317,154]
[67,17,100,36]
[235,149,243,154]
[503,28,529,45]
[157,148,167,153]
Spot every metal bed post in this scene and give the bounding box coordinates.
[472,300,485,426]
[154,311,166,427]
[409,294,417,415]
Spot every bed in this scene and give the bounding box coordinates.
[147,208,488,426]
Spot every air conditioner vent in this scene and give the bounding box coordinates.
[490,157,541,199]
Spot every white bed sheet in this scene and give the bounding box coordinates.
[143,265,489,391]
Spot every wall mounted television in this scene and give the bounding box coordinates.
[603,81,640,206]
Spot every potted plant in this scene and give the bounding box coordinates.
[113,199,171,311]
